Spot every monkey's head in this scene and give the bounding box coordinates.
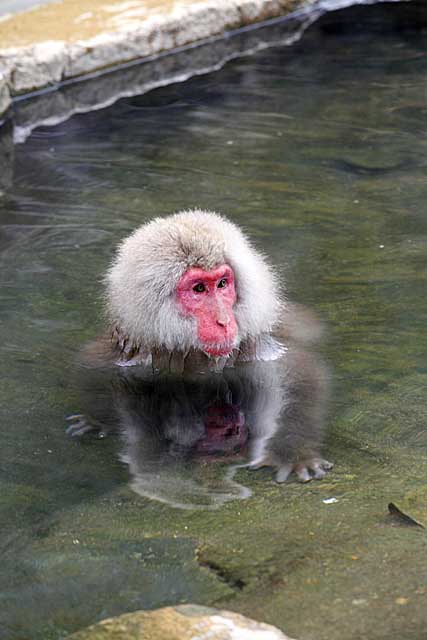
[106,210,281,358]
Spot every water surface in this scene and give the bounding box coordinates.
[0,4,426,639]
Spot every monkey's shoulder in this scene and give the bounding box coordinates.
[236,334,287,363]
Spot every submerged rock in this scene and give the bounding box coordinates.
[67,604,294,640]
[389,487,427,529]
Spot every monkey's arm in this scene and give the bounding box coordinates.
[249,348,333,483]
[273,302,325,346]
[79,330,151,368]
[66,343,122,438]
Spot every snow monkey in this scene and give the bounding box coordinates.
[106,209,281,366]
[70,209,332,490]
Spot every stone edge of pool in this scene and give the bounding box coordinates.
[0,0,403,124]
[0,0,309,113]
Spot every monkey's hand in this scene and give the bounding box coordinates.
[276,458,333,483]
[250,456,333,483]
[65,414,107,438]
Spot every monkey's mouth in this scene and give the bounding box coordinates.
[203,343,235,358]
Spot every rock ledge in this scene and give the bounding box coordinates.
[66,604,294,640]
[0,0,306,101]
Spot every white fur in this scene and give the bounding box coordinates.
[105,209,282,353]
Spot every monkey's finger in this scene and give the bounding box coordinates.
[275,464,293,483]
[296,466,312,483]
[249,454,275,469]
[66,414,85,421]
[311,465,327,480]
[66,421,93,437]
[65,419,85,430]
[309,458,334,471]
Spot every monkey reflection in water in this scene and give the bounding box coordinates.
[68,210,332,509]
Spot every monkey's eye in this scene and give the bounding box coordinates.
[217,278,227,289]
[193,283,206,293]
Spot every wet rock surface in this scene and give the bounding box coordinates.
[0,0,420,118]
[67,605,293,639]
[0,0,305,97]
[8,14,319,143]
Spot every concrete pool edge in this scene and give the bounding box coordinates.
[0,0,405,124]
[8,6,323,145]
[0,0,308,99]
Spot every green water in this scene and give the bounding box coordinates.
[0,5,426,639]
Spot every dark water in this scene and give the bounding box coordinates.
[1,5,427,640]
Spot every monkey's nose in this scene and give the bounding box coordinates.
[216,311,229,327]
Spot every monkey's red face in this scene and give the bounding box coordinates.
[177,264,238,357]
